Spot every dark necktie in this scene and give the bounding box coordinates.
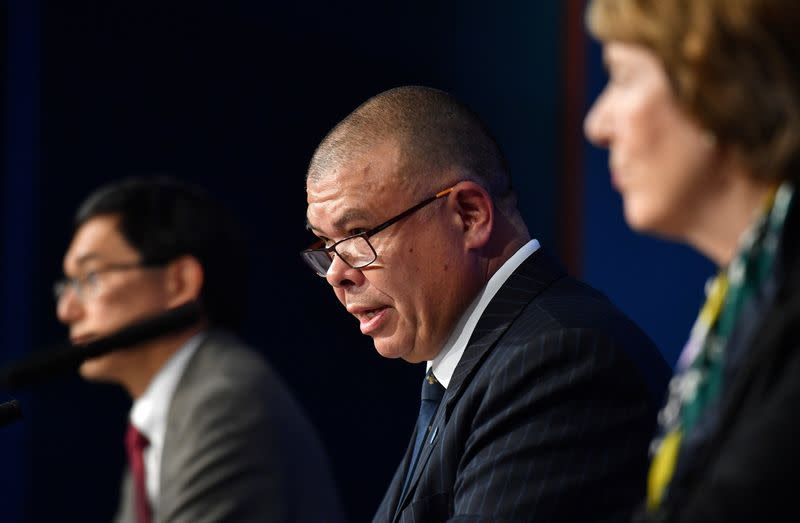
[125,423,152,523]
[401,369,446,499]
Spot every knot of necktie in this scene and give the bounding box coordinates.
[126,423,150,453]
[421,369,445,404]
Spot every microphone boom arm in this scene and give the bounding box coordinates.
[0,301,201,390]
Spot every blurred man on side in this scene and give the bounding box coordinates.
[57,176,344,523]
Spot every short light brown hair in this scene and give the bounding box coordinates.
[587,0,800,182]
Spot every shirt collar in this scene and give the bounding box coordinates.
[129,331,207,445]
[427,239,540,388]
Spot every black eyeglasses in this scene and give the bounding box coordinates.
[301,184,456,277]
[53,261,164,302]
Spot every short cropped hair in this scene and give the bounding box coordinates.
[75,176,249,330]
[308,86,519,214]
[586,0,800,183]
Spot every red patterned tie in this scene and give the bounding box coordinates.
[125,423,152,523]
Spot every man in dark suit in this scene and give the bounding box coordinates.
[56,177,344,523]
[302,86,670,522]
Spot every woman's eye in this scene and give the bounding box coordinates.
[609,65,637,87]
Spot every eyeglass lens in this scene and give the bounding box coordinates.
[303,236,376,276]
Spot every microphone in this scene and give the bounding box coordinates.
[0,400,23,428]
[0,301,201,390]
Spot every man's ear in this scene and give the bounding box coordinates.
[165,255,204,307]
[449,181,493,250]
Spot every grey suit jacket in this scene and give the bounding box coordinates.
[115,330,345,523]
[373,251,670,523]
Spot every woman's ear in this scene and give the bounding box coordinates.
[449,181,494,250]
[165,255,205,307]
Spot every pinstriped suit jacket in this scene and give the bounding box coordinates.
[373,251,670,523]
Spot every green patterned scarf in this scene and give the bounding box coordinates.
[648,181,795,510]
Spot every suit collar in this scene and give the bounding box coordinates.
[429,239,541,388]
[445,249,564,408]
[130,330,206,444]
[129,330,206,511]
[392,250,565,518]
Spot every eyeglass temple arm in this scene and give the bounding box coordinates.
[365,187,455,238]
[301,185,456,252]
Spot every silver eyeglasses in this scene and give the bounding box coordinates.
[53,261,162,301]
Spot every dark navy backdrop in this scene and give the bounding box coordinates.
[1,1,710,522]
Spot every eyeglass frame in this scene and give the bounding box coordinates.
[301,184,457,277]
[53,260,166,302]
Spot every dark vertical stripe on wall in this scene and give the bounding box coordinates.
[2,0,39,519]
[559,0,587,276]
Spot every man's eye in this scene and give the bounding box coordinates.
[84,271,100,285]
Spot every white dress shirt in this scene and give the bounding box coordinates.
[129,331,206,508]
[428,239,540,387]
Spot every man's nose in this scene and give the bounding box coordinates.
[325,253,365,289]
[56,286,84,325]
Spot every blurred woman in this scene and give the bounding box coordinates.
[583,0,800,521]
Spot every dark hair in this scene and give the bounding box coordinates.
[586,0,800,183]
[75,176,250,330]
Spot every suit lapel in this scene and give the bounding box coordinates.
[394,397,447,519]
[381,426,418,521]
[393,250,564,519]
[446,250,563,410]
[159,331,224,516]
[115,469,136,523]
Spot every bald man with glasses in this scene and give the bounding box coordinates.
[57,176,344,523]
[303,86,670,523]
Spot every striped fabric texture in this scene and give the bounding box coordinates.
[373,251,670,523]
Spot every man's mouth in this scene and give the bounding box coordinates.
[349,306,390,335]
[359,308,385,320]
[70,333,97,346]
